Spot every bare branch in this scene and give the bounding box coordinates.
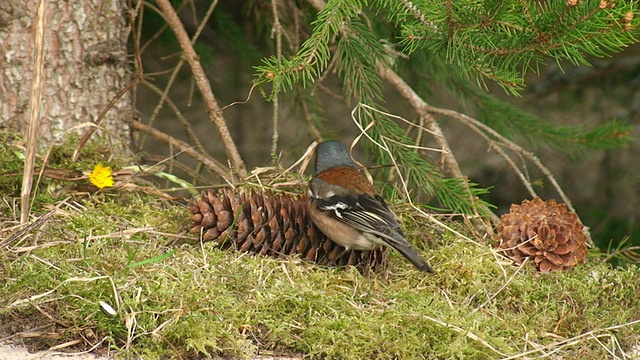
[141,79,212,169]
[155,0,246,175]
[143,0,218,145]
[124,118,229,179]
[378,65,463,179]
[378,65,500,225]
[270,0,283,155]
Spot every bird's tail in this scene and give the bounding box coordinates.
[385,234,433,272]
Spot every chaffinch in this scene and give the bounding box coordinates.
[307,140,433,272]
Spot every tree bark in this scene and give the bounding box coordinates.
[0,0,131,144]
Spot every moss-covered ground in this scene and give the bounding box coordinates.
[1,134,639,359]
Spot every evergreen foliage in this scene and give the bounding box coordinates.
[353,105,494,214]
[254,0,638,215]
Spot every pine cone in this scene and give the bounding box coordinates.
[495,197,587,272]
[189,189,386,271]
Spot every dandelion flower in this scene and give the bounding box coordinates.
[89,163,114,189]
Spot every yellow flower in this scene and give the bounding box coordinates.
[89,163,114,189]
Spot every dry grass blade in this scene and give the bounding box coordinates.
[9,276,110,308]
[21,0,47,224]
[603,245,640,263]
[0,208,56,248]
[501,319,640,360]
[472,258,528,313]
[422,315,508,357]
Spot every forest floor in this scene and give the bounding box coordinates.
[1,134,639,359]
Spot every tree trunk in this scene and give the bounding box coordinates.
[0,0,131,145]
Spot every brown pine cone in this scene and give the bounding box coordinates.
[189,188,386,271]
[495,197,587,272]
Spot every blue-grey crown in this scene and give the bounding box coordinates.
[314,140,356,174]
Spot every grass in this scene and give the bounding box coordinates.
[1,136,639,359]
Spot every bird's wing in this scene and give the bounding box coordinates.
[311,188,434,273]
[312,193,405,243]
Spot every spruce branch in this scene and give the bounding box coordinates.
[295,0,494,219]
[335,19,386,102]
[396,0,640,93]
[377,65,499,224]
[254,0,366,97]
[263,0,636,227]
[351,104,493,218]
[405,53,633,154]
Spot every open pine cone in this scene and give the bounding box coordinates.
[189,188,386,271]
[495,197,587,272]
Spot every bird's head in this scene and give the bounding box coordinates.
[314,140,356,174]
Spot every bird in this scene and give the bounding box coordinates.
[307,140,433,272]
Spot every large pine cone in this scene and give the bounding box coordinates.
[495,197,587,272]
[189,189,386,270]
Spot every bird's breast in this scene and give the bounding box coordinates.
[307,199,381,251]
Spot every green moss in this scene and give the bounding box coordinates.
[1,136,639,359]
[2,194,640,358]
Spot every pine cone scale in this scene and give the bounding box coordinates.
[189,189,386,271]
[496,197,587,272]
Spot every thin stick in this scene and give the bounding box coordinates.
[155,0,246,175]
[123,118,229,178]
[430,106,575,213]
[72,78,139,162]
[301,100,323,142]
[21,0,47,224]
[461,119,537,197]
[141,79,211,161]
[472,259,528,313]
[422,315,508,357]
[0,208,56,248]
[270,0,283,154]
[378,65,462,180]
[142,0,218,145]
[377,66,500,226]
[10,276,111,308]
[271,94,280,155]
